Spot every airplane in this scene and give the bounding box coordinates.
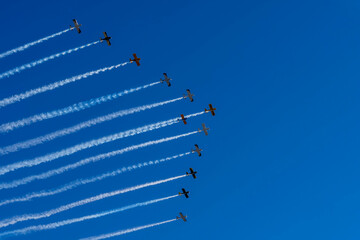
[191,144,202,157]
[186,168,197,179]
[183,89,194,102]
[130,53,141,66]
[100,32,111,46]
[205,104,217,116]
[179,188,189,198]
[70,19,82,33]
[160,73,172,87]
[180,114,187,124]
[176,212,187,222]
[198,123,210,136]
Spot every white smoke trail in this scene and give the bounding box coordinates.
[0,113,203,176]
[0,29,70,59]
[0,152,190,206]
[0,81,161,133]
[0,175,186,229]
[81,219,178,240]
[0,41,100,80]
[0,97,183,155]
[0,131,198,190]
[0,195,178,238]
[0,62,129,108]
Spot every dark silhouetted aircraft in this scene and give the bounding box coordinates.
[70,19,82,33]
[160,73,172,86]
[191,144,202,157]
[186,168,197,179]
[176,212,187,222]
[205,104,216,116]
[183,89,194,102]
[100,32,111,46]
[179,188,189,198]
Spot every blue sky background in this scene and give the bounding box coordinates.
[1,0,360,239]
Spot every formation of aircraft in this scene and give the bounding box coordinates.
[66,19,219,230]
[183,89,194,102]
[205,104,216,116]
[191,144,202,157]
[176,212,187,222]
[130,53,141,66]
[100,32,111,46]
[186,168,197,179]
[70,19,82,33]
[179,188,190,198]
[198,123,210,136]
[160,73,172,86]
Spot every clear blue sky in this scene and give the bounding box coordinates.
[1,0,360,239]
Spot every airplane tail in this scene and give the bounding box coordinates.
[70,25,73,30]
[100,38,103,42]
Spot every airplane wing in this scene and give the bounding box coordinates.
[77,28,81,34]
[103,32,108,37]
[73,19,77,24]
[106,40,111,46]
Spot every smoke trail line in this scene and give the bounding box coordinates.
[0,195,178,238]
[0,112,203,176]
[0,29,70,59]
[0,175,186,229]
[81,219,177,240]
[0,97,183,155]
[0,62,129,108]
[0,81,160,133]
[0,41,100,80]
[0,152,190,206]
[0,131,198,190]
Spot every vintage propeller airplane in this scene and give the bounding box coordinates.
[176,212,187,222]
[180,114,187,124]
[70,19,82,33]
[160,73,172,86]
[100,32,111,46]
[186,168,197,179]
[205,104,216,116]
[191,144,202,157]
[183,89,194,102]
[179,188,190,198]
[198,123,210,136]
[130,53,141,66]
